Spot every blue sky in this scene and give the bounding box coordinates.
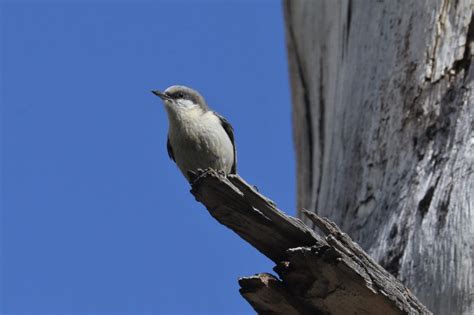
[1,2,294,314]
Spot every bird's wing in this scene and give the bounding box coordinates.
[215,112,237,174]
[167,136,176,161]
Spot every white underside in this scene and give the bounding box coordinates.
[166,105,234,180]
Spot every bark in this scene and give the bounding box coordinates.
[284,1,473,314]
[190,170,430,315]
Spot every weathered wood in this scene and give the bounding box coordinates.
[284,1,473,314]
[238,274,304,315]
[190,170,320,263]
[190,170,431,315]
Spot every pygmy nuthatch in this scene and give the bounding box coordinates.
[152,85,237,181]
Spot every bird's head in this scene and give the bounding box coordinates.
[152,85,209,115]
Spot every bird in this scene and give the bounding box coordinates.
[152,85,237,182]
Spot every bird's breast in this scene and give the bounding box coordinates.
[167,111,234,177]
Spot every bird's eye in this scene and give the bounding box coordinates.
[177,92,185,98]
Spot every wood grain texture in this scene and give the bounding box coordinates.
[190,170,430,315]
[284,1,473,314]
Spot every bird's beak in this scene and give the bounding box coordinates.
[151,90,171,101]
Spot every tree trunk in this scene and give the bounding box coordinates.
[284,1,473,314]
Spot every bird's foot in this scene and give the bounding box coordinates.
[188,168,217,185]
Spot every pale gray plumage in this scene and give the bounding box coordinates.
[152,85,237,181]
